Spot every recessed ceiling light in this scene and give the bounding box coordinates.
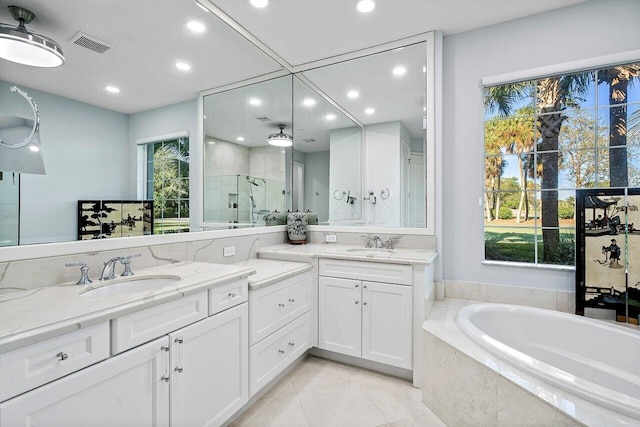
[105,86,120,93]
[175,62,191,71]
[249,97,262,106]
[355,0,376,13]
[365,108,375,115]
[392,65,406,76]
[347,90,359,99]
[325,114,336,121]
[303,98,316,107]
[250,0,268,8]
[187,21,206,33]
[236,136,245,142]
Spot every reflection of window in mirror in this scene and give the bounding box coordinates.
[137,136,190,234]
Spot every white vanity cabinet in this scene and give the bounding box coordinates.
[248,271,312,396]
[169,302,248,427]
[0,277,250,427]
[0,336,171,427]
[318,259,413,370]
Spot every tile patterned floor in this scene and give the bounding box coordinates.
[230,356,446,427]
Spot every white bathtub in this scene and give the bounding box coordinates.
[456,303,640,420]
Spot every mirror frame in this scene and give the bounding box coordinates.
[197,31,437,235]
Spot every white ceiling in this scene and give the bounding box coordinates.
[0,0,586,115]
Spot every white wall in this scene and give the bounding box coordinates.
[441,0,640,291]
[304,151,330,223]
[329,127,362,223]
[0,81,129,244]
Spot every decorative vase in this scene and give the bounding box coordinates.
[287,212,308,244]
[304,209,318,225]
[265,210,287,226]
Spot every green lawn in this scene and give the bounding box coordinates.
[485,227,575,265]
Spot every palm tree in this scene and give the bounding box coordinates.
[598,64,640,187]
[486,74,590,262]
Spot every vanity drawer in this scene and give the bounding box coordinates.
[111,291,207,354]
[249,272,311,345]
[209,278,248,316]
[0,322,110,402]
[319,259,412,285]
[249,312,310,397]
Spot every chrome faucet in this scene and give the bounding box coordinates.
[120,254,141,276]
[372,236,383,248]
[65,261,93,285]
[100,257,123,281]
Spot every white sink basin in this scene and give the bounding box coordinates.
[346,248,395,255]
[79,275,181,297]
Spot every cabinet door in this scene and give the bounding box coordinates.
[362,281,412,369]
[170,303,248,427]
[318,276,361,357]
[0,337,170,427]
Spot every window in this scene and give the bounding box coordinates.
[142,137,190,234]
[483,61,640,266]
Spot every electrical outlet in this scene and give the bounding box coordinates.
[325,234,337,243]
[223,246,236,257]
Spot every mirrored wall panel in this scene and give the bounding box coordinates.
[301,42,427,227]
[202,75,293,227]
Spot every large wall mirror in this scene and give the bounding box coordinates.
[201,39,429,229]
[0,0,284,247]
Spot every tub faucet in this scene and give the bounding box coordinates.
[100,257,124,281]
[372,236,383,248]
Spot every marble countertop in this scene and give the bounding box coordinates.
[233,259,312,290]
[0,261,254,353]
[257,243,437,265]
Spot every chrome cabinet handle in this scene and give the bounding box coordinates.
[174,337,184,374]
[228,292,237,298]
[278,303,285,307]
[363,302,368,305]
[355,284,359,288]
[363,284,367,288]
[278,349,285,354]
[288,298,295,303]
[355,300,359,304]
[288,342,295,347]
[56,352,68,361]
[161,375,170,383]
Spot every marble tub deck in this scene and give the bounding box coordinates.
[422,299,638,427]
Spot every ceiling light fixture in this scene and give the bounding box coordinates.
[175,61,191,71]
[355,0,376,13]
[365,108,375,115]
[303,98,316,107]
[392,65,406,76]
[347,90,359,99]
[236,136,245,141]
[267,124,293,147]
[105,86,120,93]
[249,97,262,106]
[187,21,206,33]
[0,6,64,67]
[250,0,269,8]
[325,114,336,121]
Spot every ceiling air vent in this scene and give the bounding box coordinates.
[69,31,115,54]
[254,115,274,123]
[302,138,316,143]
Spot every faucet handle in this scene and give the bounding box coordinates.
[361,235,372,248]
[65,261,93,285]
[121,253,141,277]
[385,236,401,249]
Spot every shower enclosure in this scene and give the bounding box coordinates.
[203,174,285,226]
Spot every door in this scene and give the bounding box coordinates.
[362,281,412,369]
[318,276,362,357]
[0,337,170,427]
[170,303,248,427]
